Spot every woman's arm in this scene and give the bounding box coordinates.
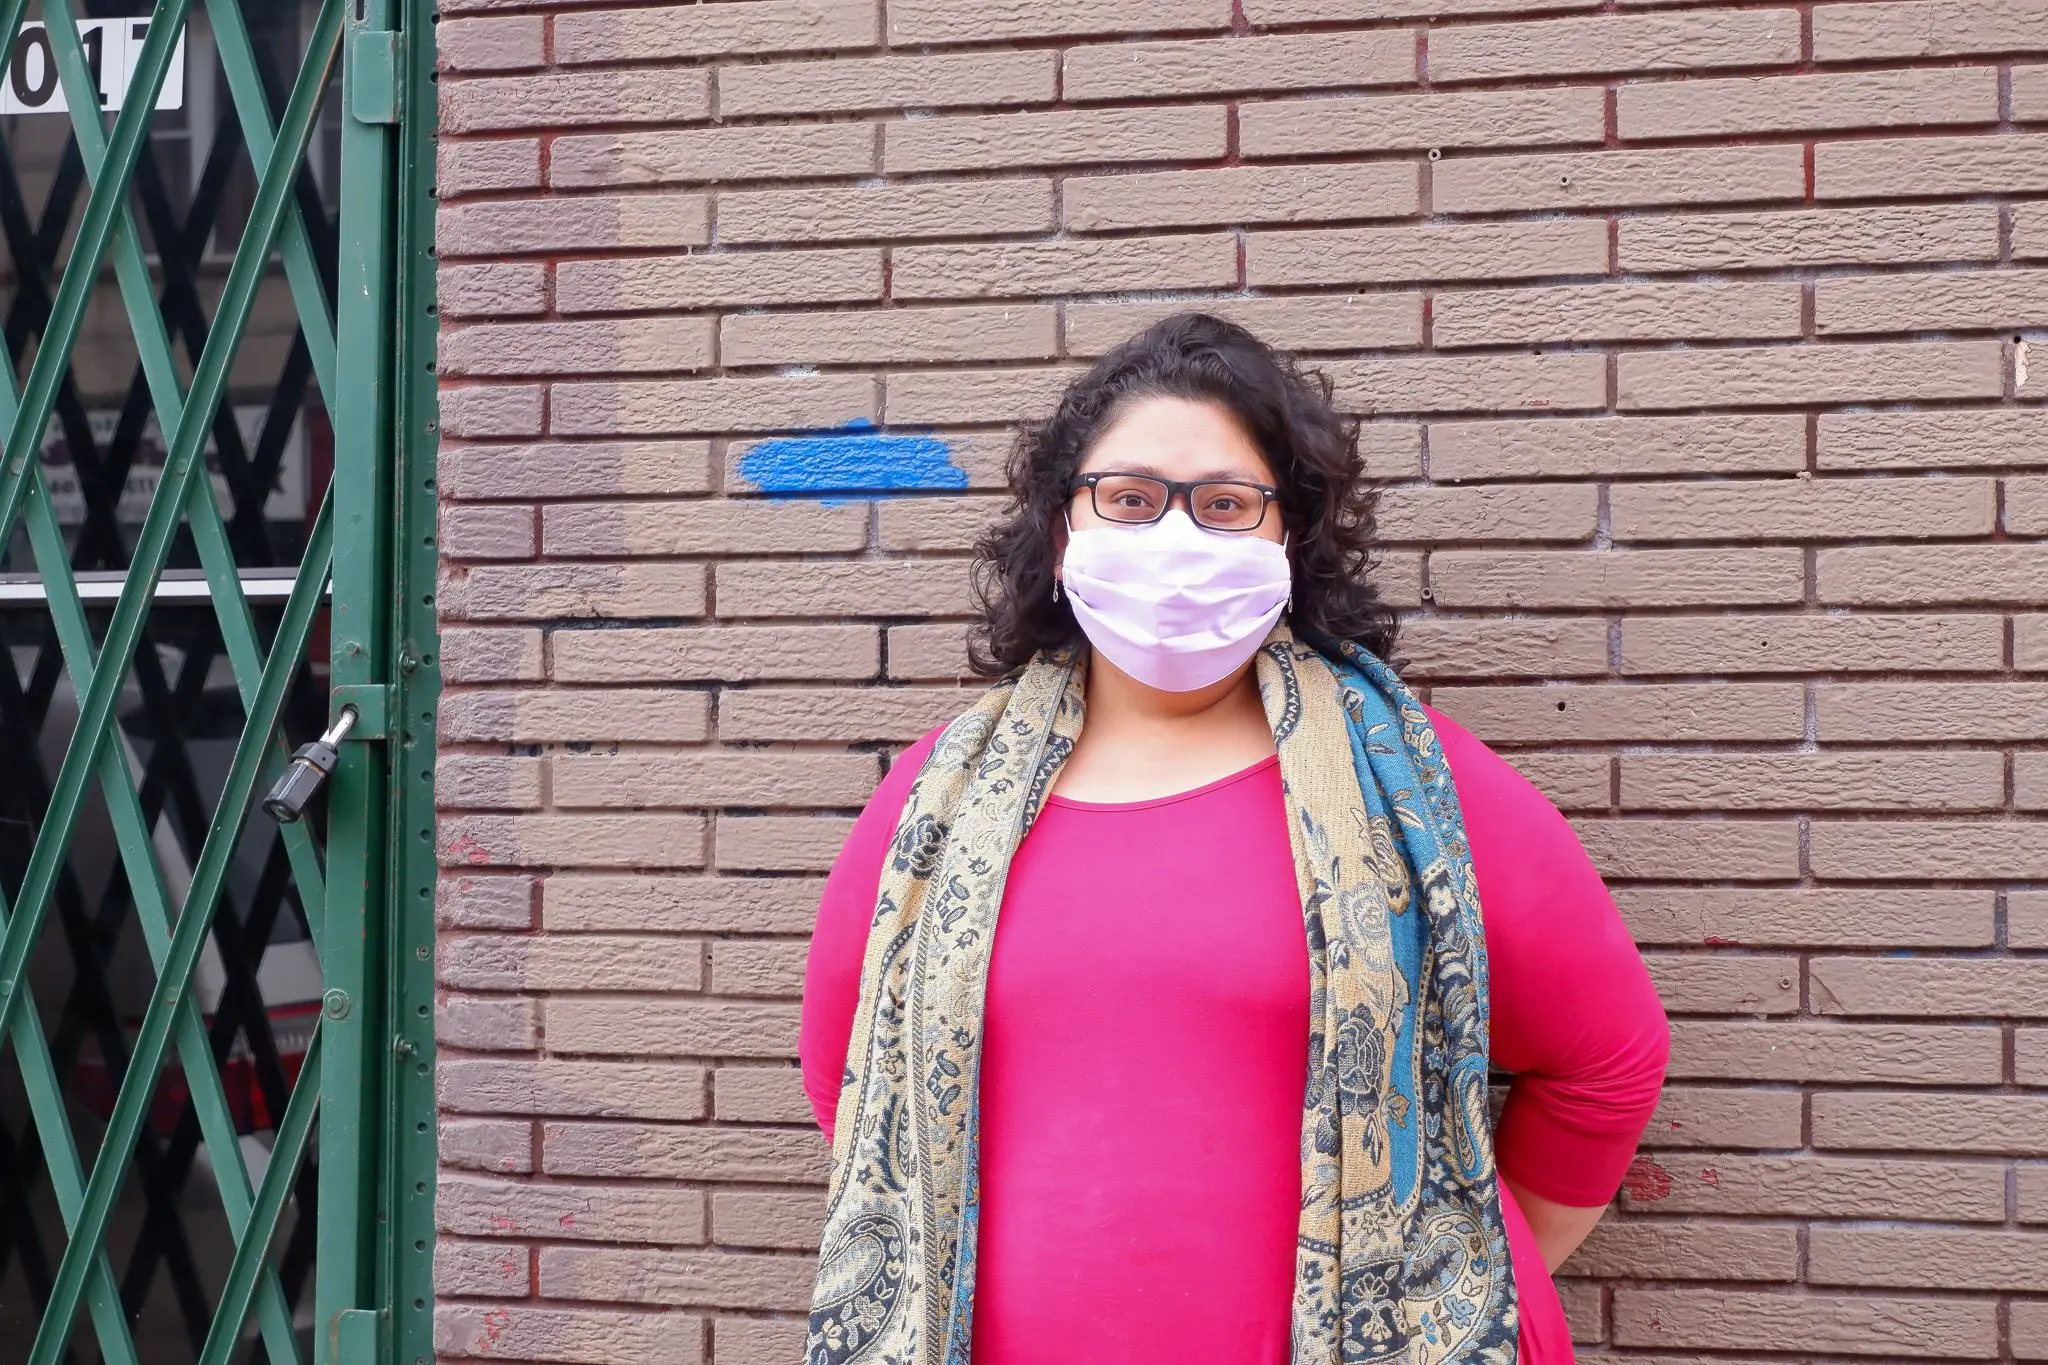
[1428,708,1671,1270]
[799,729,945,1141]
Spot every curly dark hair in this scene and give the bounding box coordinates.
[967,312,1400,678]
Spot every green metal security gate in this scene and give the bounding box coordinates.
[0,0,438,1359]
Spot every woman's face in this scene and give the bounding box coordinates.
[1068,396,1286,546]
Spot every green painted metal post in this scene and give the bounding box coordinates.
[323,0,404,1350]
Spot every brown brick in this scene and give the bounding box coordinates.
[438,874,538,932]
[441,1118,537,1176]
[552,0,877,63]
[716,560,971,619]
[1813,1092,2048,1155]
[538,1246,814,1312]
[461,563,706,622]
[1817,682,2048,741]
[886,624,975,680]
[1557,1280,1601,1344]
[1564,1219,1799,1282]
[710,1190,824,1250]
[442,628,545,684]
[442,441,714,500]
[1819,544,2048,606]
[438,138,541,198]
[1811,820,2048,880]
[1246,0,1599,17]
[442,690,711,745]
[1066,29,1412,102]
[1429,414,1805,482]
[1503,753,1612,811]
[1430,549,1804,609]
[550,375,877,438]
[888,0,1229,44]
[1622,613,2002,677]
[893,232,1236,301]
[721,305,1058,367]
[441,934,706,993]
[552,624,878,684]
[1618,341,2004,410]
[439,1058,708,1122]
[1572,819,1800,881]
[1066,293,1422,355]
[442,384,543,439]
[713,1317,808,1365]
[1644,952,1800,1015]
[440,1175,707,1244]
[550,124,875,191]
[547,997,801,1059]
[1620,1152,2004,1220]
[1618,886,1995,949]
[1431,9,1801,83]
[1394,617,1611,680]
[1819,133,2048,201]
[436,1237,532,1296]
[440,995,541,1052]
[1810,1227,2048,1292]
[1434,145,1803,215]
[543,501,866,559]
[440,504,538,560]
[2023,615,2048,672]
[1376,483,1596,543]
[718,178,1054,246]
[709,940,809,999]
[1433,683,1802,743]
[1623,751,2002,813]
[1812,957,2048,1018]
[1434,281,1800,348]
[1249,219,1606,287]
[1323,352,1605,417]
[1618,66,1997,139]
[541,1123,828,1184]
[556,248,879,315]
[439,263,546,320]
[2015,890,2048,950]
[721,49,1053,117]
[1668,1020,2001,1084]
[2020,201,2048,260]
[874,497,1003,552]
[1819,267,2048,335]
[437,194,710,258]
[716,814,857,873]
[884,106,1226,176]
[437,754,546,810]
[2018,62,2048,121]
[442,68,710,135]
[1619,204,1999,273]
[1612,1288,1996,1357]
[1064,162,1421,234]
[440,318,717,379]
[1819,408,2048,470]
[1240,86,1603,156]
[2020,1301,2048,1362]
[436,1305,704,1365]
[1612,476,1997,542]
[2026,1031,2048,1088]
[543,876,824,935]
[1641,1085,1805,1150]
[551,750,876,810]
[716,1065,815,1124]
[1812,0,2048,60]
[440,814,707,870]
[2012,475,2048,534]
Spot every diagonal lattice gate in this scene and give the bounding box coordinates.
[0,0,437,1360]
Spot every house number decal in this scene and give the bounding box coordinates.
[3,19,185,115]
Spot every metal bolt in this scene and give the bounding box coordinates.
[323,988,352,1020]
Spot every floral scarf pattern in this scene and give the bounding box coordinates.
[808,627,1518,1365]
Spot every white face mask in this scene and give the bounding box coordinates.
[1060,510,1291,693]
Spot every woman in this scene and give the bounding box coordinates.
[800,314,1669,1365]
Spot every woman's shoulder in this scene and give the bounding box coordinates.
[1421,702,1580,855]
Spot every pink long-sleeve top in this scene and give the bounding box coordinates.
[801,705,1670,1365]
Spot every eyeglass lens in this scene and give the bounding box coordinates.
[1090,475,1267,531]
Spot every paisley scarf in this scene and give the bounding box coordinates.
[807,626,1518,1365]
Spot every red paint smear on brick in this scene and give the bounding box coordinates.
[1699,1167,1720,1187]
[1621,1156,1673,1203]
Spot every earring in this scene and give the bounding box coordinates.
[1053,578,1062,603]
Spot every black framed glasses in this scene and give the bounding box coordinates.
[1070,472,1280,533]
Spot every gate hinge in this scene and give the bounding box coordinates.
[346,29,403,125]
[329,1308,383,1365]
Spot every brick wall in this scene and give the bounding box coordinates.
[428,0,2048,1360]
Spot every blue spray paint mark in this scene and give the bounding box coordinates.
[738,419,969,504]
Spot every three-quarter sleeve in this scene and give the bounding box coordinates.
[799,729,944,1142]
[1430,709,1672,1209]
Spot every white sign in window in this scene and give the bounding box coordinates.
[3,19,186,116]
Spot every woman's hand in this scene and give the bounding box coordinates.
[1502,1175,1609,1274]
